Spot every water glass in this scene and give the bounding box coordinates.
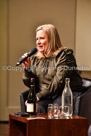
[58,106,63,118]
[48,104,54,119]
[53,103,59,119]
[58,105,70,118]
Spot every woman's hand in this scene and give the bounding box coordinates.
[25,100,28,106]
[21,53,31,69]
[25,97,40,106]
[37,96,40,102]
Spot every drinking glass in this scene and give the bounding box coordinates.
[53,103,59,119]
[59,106,70,118]
[48,104,54,119]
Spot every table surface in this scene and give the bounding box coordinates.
[9,113,88,123]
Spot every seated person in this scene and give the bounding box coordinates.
[22,24,84,113]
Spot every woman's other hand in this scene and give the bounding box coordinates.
[25,100,28,106]
[37,96,40,102]
[25,97,40,107]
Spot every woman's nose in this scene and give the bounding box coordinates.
[37,39,41,44]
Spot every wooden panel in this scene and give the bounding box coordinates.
[76,0,91,70]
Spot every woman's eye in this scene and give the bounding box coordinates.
[41,37,44,39]
[36,37,45,41]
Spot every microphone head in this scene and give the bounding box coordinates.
[28,48,38,57]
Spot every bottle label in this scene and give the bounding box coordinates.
[27,103,34,112]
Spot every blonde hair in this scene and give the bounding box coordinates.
[36,24,62,57]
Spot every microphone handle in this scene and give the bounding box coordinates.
[16,56,29,66]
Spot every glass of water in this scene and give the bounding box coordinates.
[48,104,54,119]
[53,103,59,119]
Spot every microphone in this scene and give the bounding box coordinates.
[16,48,37,66]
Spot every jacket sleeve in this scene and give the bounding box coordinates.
[22,68,35,88]
[22,55,38,88]
[36,49,77,99]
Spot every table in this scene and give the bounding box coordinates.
[8,113,88,136]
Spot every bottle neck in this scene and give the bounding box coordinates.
[65,78,70,88]
[30,78,35,92]
[65,81,70,87]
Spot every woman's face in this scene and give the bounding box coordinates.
[36,29,48,53]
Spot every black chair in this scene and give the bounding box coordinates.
[20,78,91,124]
[20,89,29,112]
[74,78,91,125]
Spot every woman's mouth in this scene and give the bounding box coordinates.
[38,45,43,48]
[38,45,45,52]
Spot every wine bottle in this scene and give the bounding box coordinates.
[62,78,73,117]
[26,78,38,114]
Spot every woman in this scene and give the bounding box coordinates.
[22,24,83,113]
